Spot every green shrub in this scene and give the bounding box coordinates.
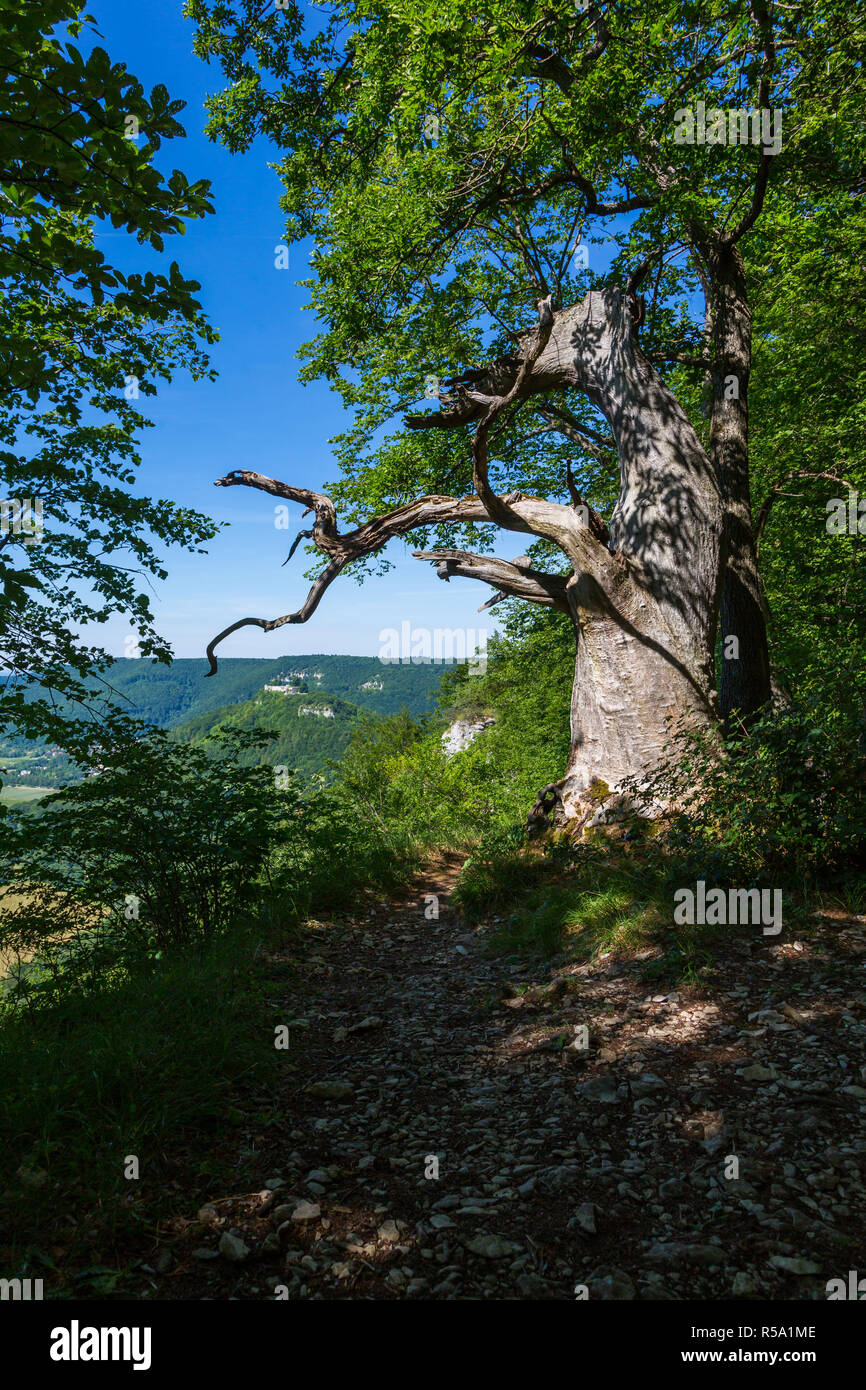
[622,699,866,887]
[0,726,301,1010]
[452,827,543,923]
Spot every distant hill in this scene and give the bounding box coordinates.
[85,655,451,728]
[170,688,366,781]
[0,656,454,789]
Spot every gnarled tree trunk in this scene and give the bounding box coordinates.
[206,288,727,830]
[556,291,722,819]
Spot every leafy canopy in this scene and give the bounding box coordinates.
[0,0,218,769]
[188,0,860,531]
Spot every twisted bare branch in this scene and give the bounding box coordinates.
[205,474,602,673]
[412,547,570,611]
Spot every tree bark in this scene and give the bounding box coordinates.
[699,239,772,725]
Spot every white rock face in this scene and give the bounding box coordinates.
[298,706,335,719]
[441,716,496,757]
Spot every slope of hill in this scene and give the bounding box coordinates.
[170,689,366,781]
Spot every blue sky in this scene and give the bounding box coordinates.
[89,0,513,661]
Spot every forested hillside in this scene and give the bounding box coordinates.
[0,656,452,790]
[98,655,450,727]
[171,688,366,780]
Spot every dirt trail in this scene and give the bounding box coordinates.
[152,857,866,1301]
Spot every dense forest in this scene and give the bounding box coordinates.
[0,0,865,1342]
[172,687,379,781]
[78,653,453,727]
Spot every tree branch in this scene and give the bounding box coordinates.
[535,404,614,461]
[412,548,570,611]
[205,472,601,672]
[755,469,855,541]
[470,295,555,530]
[724,0,778,245]
[522,5,610,94]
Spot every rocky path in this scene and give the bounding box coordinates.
[156,856,866,1300]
